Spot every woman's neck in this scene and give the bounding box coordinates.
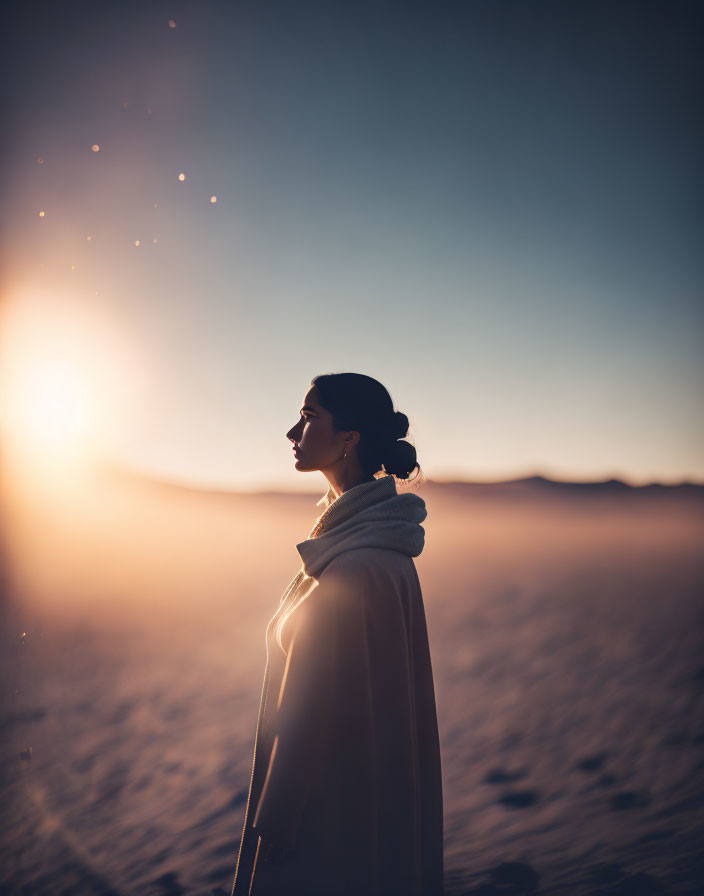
[325,470,377,498]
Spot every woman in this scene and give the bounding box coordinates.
[231,372,444,896]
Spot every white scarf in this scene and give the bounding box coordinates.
[295,473,427,580]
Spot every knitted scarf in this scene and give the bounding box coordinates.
[296,473,427,580]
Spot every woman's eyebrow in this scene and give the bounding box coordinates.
[299,405,318,413]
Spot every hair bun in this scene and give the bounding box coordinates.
[393,410,409,441]
[381,437,417,480]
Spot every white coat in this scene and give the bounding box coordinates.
[231,474,443,895]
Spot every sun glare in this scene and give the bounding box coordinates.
[0,286,146,467]
[19,360,90,448]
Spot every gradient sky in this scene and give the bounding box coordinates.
[3,0,702,490]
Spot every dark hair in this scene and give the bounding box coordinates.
[311,372,419,480]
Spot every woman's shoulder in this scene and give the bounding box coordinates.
[319,548,418,593]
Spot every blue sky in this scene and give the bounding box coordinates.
[3,0,702,489]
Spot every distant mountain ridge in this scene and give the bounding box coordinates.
[423,474,704,504]
[428,473,703,492]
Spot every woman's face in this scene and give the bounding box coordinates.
[286,385,351,472]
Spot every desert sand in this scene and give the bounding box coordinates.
[1,464,702,895]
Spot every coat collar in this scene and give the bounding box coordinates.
[296,474,427,579]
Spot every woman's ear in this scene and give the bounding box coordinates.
[345,430,361,451]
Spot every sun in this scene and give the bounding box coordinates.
[15,358,91,449]
[0,285,145,466]
[0,299,97,459]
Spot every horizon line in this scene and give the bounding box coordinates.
[92,460,704,496]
